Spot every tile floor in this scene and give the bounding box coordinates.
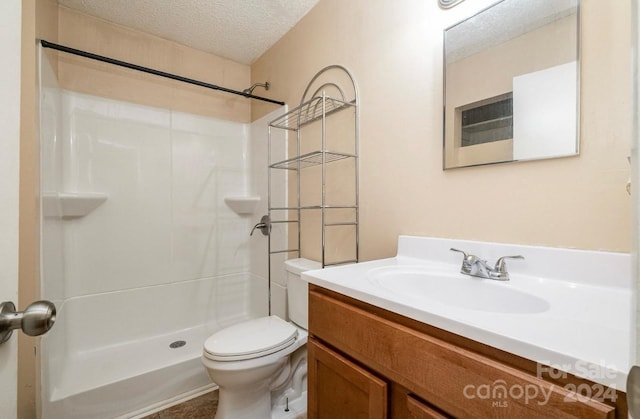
[142,391,218,418]
[142,390,307,419]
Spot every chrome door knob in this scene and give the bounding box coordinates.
[628,366,640,418]
[0,300,56,344]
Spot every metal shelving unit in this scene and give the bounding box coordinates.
[268,65,359,268]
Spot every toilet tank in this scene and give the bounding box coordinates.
[284,258,321,330]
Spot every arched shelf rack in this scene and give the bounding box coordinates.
[267,65,359,268]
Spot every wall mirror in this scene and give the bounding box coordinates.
[443,0,579,169]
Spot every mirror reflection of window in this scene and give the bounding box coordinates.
[460,93,513,147]
[443,0,579,169]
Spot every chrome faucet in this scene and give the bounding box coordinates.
[450,248,524,281]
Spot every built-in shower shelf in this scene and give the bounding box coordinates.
[269,95,355,130]
[224,196,260,215]
[270,151,355,170]
[42,192,108,218]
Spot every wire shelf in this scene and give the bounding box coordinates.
[270,150,356,170]
[269,96,355,130]
[269,249,300,255]
[269,205,358,211]
[267,65,359,269]
[324,259,358,267]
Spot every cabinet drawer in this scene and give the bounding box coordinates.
[309,290,615,419]
[406,395,450,419]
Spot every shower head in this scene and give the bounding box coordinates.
[242,82,270,95]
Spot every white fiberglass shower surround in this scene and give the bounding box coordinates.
[39,48,287,418]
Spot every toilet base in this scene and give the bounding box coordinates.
[271,345,307,418]
[272,390,307,419]
[214,387,307,419]
[215,382,272,419]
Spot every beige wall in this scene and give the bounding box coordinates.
[18,1,55,418]
[56,6,251,122]
[20,2,61,417]
[36,0,58,44]
[252,0,632,260]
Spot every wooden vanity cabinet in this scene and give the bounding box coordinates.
[307,284,626,419]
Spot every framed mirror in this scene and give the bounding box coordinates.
[443,0,579,169]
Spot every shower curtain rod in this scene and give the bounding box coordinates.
[40,40,286,106]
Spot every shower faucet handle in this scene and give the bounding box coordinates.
[250,215,271,236]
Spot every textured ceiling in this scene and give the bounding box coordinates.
[57,0,320,64]
[446,0,577,63]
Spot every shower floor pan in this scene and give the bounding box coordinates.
[45,325,216,418]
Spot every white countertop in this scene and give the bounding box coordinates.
[303,236,633,391]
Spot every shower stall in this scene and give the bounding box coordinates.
[38,46,287,418]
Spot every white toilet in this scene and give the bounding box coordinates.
[201,258,320,419]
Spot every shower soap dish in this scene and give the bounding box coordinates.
[42,192,108,218]
[224,196,260,215]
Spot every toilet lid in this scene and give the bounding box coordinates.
[203,316,298,361]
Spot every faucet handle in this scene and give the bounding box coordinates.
[494,255,524,273]
[450,248,480,275]
[450,248,469,258]
[450,248,480,262]
[450,248,476,263]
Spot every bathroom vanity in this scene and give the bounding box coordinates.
[308,285,623,418]
[303,236,631,418]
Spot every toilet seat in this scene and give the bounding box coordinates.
[203,316,298,362]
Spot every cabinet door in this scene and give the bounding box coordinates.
[308,338,388,419]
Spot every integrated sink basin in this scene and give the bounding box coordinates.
[367,265,550,314]
[303,236,632,390]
